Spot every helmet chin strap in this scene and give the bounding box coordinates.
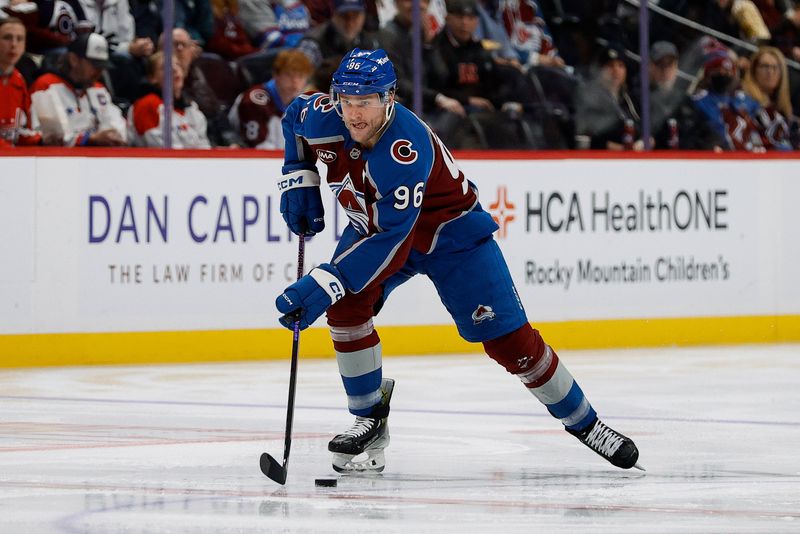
[376,96,396,135]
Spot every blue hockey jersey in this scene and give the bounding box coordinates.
[281,93,499,294]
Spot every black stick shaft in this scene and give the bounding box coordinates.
[281,234,305,466]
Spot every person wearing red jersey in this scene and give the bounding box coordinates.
[29,32,127,146]
[0,17,40,146]
[228,48,313,149]
[128,50,210,148]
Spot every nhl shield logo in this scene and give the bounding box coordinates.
[471,304,496,325]
[350,147,361,159]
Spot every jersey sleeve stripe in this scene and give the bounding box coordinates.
[426,197,479,254]
[306,134,345,145]
[333,210,421,293]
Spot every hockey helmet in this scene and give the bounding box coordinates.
[330,48,397,111]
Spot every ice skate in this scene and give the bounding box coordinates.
[568,418,644,470]
[329,378,394,473]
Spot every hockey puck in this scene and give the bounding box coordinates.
[314,478,337,487]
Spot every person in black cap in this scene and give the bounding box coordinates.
[574,42,644,150]
[29,32,127,146]
[425,0,534,147]
[297,0,380,67]
[648,40,688,149]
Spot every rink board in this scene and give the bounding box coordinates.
[1,150,799,366]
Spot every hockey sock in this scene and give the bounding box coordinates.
[331,320,385,417]
[483,324,597,432]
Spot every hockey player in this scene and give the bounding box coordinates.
[274,48,641,473]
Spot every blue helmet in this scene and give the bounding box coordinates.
[330,48,397,100]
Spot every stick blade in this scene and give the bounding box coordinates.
[260,452,287,484]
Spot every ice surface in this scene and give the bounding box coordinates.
[1,345,798,533]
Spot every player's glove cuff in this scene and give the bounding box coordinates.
[277,169,321,191]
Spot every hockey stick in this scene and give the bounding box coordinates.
[260,233,305,484]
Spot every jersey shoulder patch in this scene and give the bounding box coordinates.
[373,106,433,176]
[298,92,347,142]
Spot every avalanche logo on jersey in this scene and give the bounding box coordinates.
[250,88,269,106]
[313,94,335,113]
[471,304,496,325]
[391,139,418,164]
[330,173,369,235]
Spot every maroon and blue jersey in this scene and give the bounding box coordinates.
[281,92,498,294]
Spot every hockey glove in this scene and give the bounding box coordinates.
[278,169,325,236]
[275,263,345,330]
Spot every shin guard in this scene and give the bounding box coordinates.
[483,324,596,431]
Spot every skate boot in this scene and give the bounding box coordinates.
[328,378,394,473]
[567,418,644,470]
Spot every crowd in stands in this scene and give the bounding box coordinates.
[2,0,800,150]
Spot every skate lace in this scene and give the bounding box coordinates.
[343,416,375,438]
[584,421,623,457]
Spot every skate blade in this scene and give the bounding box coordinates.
[332,450,386,474]
[632,462,646,472]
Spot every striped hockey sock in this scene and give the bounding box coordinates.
[331,320,384,417]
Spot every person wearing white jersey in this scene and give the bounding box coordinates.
[30,32,127,146]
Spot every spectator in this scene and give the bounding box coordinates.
[574,43,644,150]
[205,0,257,59]
[498,0,565,70]
[14,0,91,54]
[704,0,771,44]
[239,0,310,49]
[648,40,687,149]
[228,48,312,148]
[128,51,210,148]
[0,16,40,146]
[303,0,380,31]
[678,48,768,150]
[159,27,233,146]
[378,0,464,116]
[297,0,380,67]
[135,0,213,47]
[78,0,153,57]
[427,0,527,112]
[129,0,160,44]
[175,0,214,46]
[30,32,127,146]
[426,0,533,147]
[741,46,796,148]
[759,0,800,62]
[78,0,154,102]
[237,0,276,44]
[263,0,311,49]
[473,0,518,63]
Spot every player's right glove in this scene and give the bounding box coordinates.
[275,264,345,330]
[278,169,325,236]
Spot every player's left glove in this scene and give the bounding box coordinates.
[275,263,345,330]
[278,169,325,236]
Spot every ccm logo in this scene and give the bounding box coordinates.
[278,176,304,191]
[317,149,337,163]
